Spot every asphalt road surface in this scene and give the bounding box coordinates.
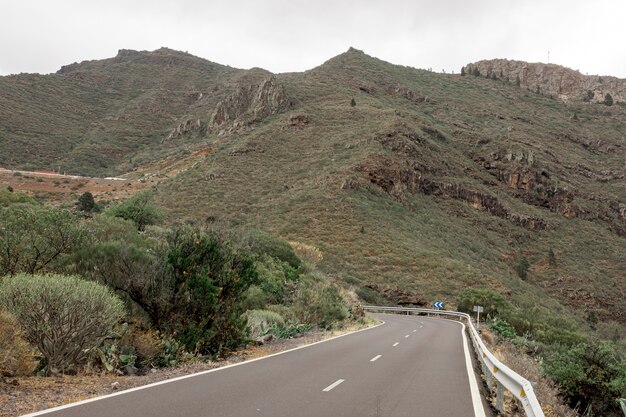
[25,314,487,417]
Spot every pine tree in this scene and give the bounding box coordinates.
[461,66,466,76]
[516,255,530,279]
[77,191,95,212]
[548,247,557,266]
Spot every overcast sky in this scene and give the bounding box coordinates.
[1,0,625,77]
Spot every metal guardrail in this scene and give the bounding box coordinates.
[364,305,545,417]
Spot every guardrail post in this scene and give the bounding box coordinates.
[486,370,493,390]
[496,381,505,413]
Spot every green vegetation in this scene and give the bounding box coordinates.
[0,204,86,276]
[105,190,163,231]
[0,273,125,375]
[458,288,626,416]
[605,93,614,106]
[77,191,96,212]
[0,196,352,375]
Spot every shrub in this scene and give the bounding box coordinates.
[456,288,512,318]
[289,241,323,267]
[243,309,285,339]
[490,318,516,339]
[0,206,86,276]
[0,188,39,207]
[243,230,301,269]
[350,98,356,107]
[164,228,259,354]
[543,342,626,416]
[604,93,614,106]
[292,275,347,329]
[0,309,37,376]
[0,273,125,374]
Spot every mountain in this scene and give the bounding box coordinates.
[1,47,625,328]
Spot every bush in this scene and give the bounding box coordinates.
[164,228,259,354]
[243,230,301,269]
[289,241,323,267]
[456,288,513,318]
[543,342,626,416]
[604,93,614,106]
[490,318,517,339]
[0,188,38,207]
[243,309,285,339]
[516,255,530,280]
[0,309,37,376]
[0,273,125,374]
[292,275,347,329]
[0,205,86,276]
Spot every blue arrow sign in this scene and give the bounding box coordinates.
[433,301,445,309]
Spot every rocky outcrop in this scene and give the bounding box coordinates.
[164,119,206,141]
[210,76,290,132]
[362,284,428,306]
[464,59,626,103]
[357,157,547,230]
[475,150,580,219]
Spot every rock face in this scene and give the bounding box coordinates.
[165,119,206,141]
[464,59,626,103]
[210,76,290,132]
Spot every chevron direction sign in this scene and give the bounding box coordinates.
[432,301,445,309]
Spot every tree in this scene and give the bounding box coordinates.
[77,191,96,212]
[548,247,557,266]
[515,74,521,87]
[516,255,530,279]
[0,205,86,276]
[472,67,481,77]
[0,273,125,374]
[350,98,356,107]
[461,66,466,76]
[604,93,614,106]
[106,191,163,231]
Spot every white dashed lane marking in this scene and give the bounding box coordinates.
[370,355,382,362]
[322,379,345,392]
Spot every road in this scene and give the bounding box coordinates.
[25,314,488,417]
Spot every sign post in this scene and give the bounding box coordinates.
[472,305,484,329]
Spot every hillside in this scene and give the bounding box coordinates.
[1,47,625,330]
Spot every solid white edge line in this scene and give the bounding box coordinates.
[322,379,345,392]
[370,354,382,362]
[459,321,487,417]
[22,321,385,417]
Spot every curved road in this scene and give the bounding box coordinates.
[25,314,488,417]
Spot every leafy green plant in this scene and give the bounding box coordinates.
[490,318,517,339]
[0,273,125,374]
